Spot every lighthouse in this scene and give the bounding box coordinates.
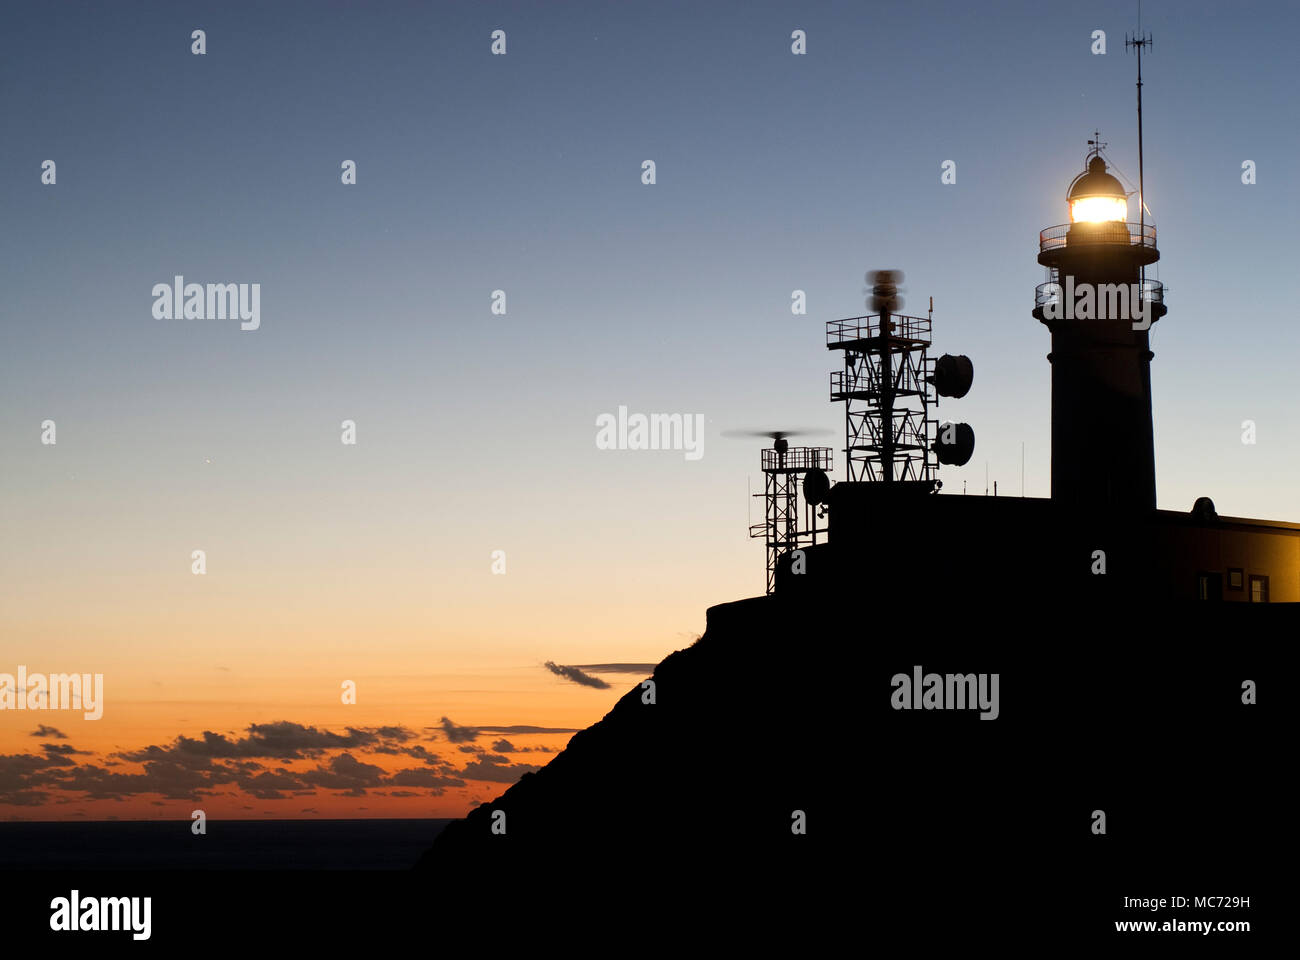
[1033,146,1165,511]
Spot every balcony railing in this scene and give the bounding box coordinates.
[760,446,832,472]
[1034,278,1166,309]
[1039,221,1157,254]
[826,313,932,346]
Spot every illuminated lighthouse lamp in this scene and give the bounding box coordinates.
[1068,155,1129,224]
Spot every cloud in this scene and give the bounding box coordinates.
[373,726,416,742]
[299,753,386,796]
[235,768,308,800]
[1,751,84,804]
[536,662,657,691]
[487,739,554,754]
[425,721,580,740]
[0,716,568,809]
[30,725,68,739]
[3,791,49,806]
[386,768,466,791]
[42,743,90,757]
[39,743,91,765]
[542,662,610,689]
[437,716,479,743]
[54,758,219,801]
[458,753,541,784]
[400,745,446,766]
[475,725,579,735]
[117,722,418,763]
[570,664,657,674]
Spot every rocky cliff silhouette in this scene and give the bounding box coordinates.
[415,544,1283,929]
[415,596,834,893]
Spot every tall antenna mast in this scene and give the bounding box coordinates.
[1126,5,1153,284]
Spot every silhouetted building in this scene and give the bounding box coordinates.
[782,148,1299,603]
[416,143,1288,935]
[1036,151,1163,511]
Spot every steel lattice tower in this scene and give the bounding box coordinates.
[827,301,938,485]
[748,442,832,595]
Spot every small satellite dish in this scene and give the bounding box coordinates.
[934,422,975,466]
[930,354,974,398]
[802,468,830,505]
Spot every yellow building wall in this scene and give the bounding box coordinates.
[1149,517,1300,602]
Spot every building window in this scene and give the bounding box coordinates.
[1227,568,1244,591]
[1248,575,1269,603]
[1197,572,1222,601]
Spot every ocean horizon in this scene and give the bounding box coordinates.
[0,819,452,871]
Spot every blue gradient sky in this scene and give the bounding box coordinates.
[2,0,1298,817]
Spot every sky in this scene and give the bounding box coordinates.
[2,0,1298,820]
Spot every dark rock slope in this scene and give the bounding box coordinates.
[414,582,1284,932]
[414,595,836,895]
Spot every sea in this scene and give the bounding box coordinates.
[0,818,451,870]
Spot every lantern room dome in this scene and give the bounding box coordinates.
[1068,155,1126,201]
[1067,155,1128,223]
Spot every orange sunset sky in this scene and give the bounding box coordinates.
[0,524,731,820]
[0,457,758,820]
[7,1,1300,822]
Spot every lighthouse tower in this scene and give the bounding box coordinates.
[1032,145,1166,511]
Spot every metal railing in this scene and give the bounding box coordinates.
[1039,221,1157,254]
[1034,278,1166,309]
[830,366,928,399]
[830,369,873,397]
[826,313,932,346]
[760,446,833,472]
